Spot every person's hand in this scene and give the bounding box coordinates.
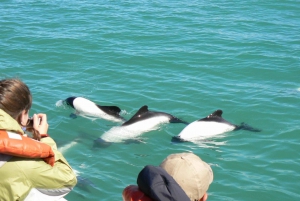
[33,113,49,134]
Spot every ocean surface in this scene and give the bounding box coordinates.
[1,1,300,200]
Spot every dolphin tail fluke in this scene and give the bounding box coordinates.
[170,117,189,125]
[237,122,261,132]
[96,105,126,121]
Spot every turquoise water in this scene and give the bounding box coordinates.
[1,1,300,200]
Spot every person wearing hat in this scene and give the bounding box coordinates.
[159,152,213,201]
[122,152,213,201]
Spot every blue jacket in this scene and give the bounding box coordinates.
[137,165,190,201]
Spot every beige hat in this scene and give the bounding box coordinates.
[159,152,213,201]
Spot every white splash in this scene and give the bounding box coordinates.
[55,100,64,107]
[73,169,80,176]
[192,138,227,148]
[58,141,78,154]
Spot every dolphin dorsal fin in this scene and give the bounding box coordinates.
[130,105,148,119]
[136,105,149,115]
[96,105,121,115]
[199,109,223,121]
[122,105,149,126]
[208,109,223,118]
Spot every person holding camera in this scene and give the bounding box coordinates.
[0,78,77,201]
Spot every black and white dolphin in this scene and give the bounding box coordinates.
[99,105,188,143]
[122,105,188,127]
[64,96,125,122]
[172,109,260,142]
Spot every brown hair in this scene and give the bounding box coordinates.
[0,78,40,140]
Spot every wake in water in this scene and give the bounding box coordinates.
[192,139,227,149]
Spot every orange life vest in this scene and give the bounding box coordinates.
[122,185,152,201]
[0,130,55,166]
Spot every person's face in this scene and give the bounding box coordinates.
[20,110,29,126]
[199,192,208,201]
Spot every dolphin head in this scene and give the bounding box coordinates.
[65,96,77,108]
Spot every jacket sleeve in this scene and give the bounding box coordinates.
[21,137,77,195]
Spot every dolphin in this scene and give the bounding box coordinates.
[76,176,97,192]
[172,109,260,142]
[98,105,188,144]
[122,105,188,127]
[64,96,125,122]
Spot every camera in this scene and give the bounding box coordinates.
[26,117,41,129]
[26,118,34,128]
[24,117,41,140]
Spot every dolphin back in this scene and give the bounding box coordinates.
[96,105,121,115]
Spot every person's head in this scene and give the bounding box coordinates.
[160,152,213,201]
[0,78,32,127]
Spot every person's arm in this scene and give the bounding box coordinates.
[22,139,77,194]
[30,113,77,192]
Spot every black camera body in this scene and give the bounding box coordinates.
[26,117,41,129]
